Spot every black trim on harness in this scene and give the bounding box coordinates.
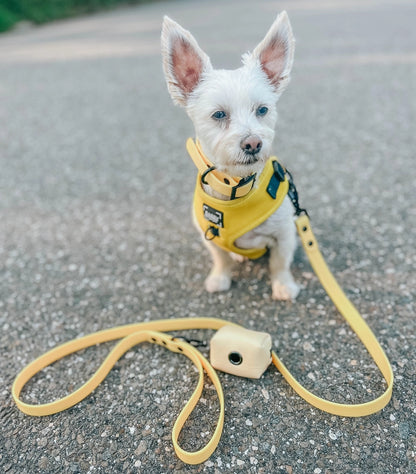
[267,160,286,199]
[230,173,256,200]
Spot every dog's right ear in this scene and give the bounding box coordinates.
[161,16,212,107]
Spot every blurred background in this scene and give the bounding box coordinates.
[0,0,153,33]
[1,0,415,473]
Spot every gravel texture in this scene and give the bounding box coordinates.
[0,0,415,472]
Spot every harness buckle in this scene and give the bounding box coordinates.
[272,160,286,182]
[267,160,286,199]
[230,173,256,200]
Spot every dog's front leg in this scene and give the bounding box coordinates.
[204,240,233,292]
[269,226,300,301]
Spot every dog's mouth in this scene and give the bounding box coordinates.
[236,150,265,166]
[241,154,259,165]
[216,149,267,177]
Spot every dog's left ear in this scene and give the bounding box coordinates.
[246,11,295,96]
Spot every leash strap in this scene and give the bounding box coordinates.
[12,321,232,465]
[276,215,394,416]
[11,221,393,464]
[12,275,393,464]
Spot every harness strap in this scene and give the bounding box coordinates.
[186,138,256,199]
[11,222,393,465]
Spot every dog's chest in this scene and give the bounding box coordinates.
[234,196,293,250]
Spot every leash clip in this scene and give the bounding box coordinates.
[172,336,207,348]
[285,168,309,217]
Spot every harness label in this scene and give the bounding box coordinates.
[203,204,224,228]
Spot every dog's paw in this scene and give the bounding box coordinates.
[230,252,247,263]
[205,273,232,293]
[272,279,300,301]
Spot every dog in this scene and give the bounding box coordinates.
[161,11,300,301]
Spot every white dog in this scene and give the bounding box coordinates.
[161,12,300,301]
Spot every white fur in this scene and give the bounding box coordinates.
[161,12,300,300]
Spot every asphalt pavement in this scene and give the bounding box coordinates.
[0,0,415,472]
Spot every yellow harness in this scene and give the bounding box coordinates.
[187,138,289,259]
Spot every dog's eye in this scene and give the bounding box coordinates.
[212,110,227,120]
[256,106,268,117]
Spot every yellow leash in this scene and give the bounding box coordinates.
[287,215,393,416]
[12,319,233,465]
[12,220,393,461]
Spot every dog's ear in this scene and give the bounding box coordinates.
[246,11,295,96]
[161,16,212,107]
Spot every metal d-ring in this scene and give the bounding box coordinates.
[204,226,219,241]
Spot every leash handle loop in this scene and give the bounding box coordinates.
[12,323,228,465]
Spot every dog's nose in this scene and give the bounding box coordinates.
[240,135,262,155]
